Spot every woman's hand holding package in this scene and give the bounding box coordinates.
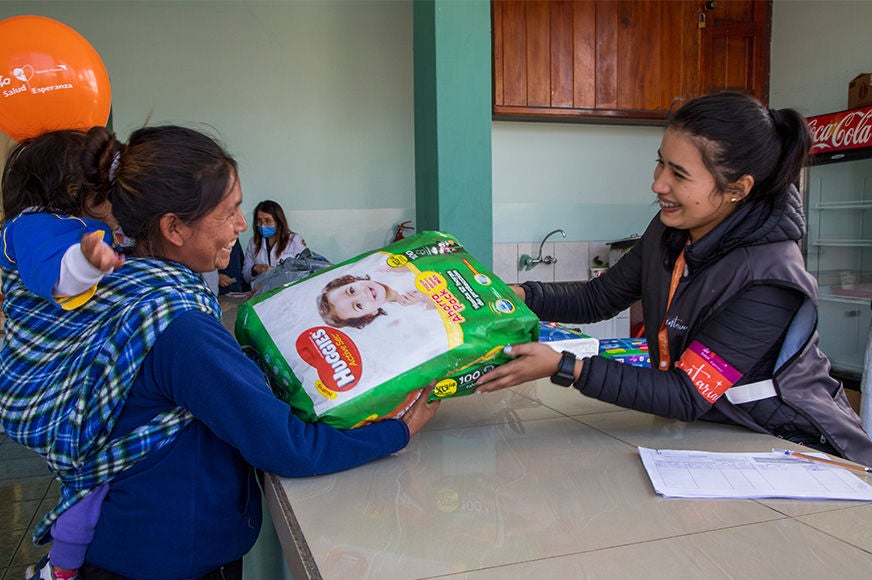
[399,384,440,436]
[475,342,566,393]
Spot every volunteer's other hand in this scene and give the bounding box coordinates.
[82,231,125,273]
[475,342,565,393]
[400,383,440,437]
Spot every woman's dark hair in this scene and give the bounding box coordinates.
[667,91,811,201]
[317,274,386,329]
[82,125,238,257]
[1,129,95,220]
[251,199,292,256]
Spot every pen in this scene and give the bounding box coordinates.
[772,448,872,474]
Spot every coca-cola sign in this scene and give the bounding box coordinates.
[807,104,872,154]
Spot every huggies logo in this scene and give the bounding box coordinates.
[296,327,362,393]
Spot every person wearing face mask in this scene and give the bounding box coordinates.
[241,199,307,284]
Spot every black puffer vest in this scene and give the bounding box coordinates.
[640,187,872,465]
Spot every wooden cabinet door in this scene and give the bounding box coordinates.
[699,0,771,103]
[595,0,699,117]
[492,0,771,123]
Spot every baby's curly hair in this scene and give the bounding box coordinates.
[317,274,386,329]
[2,129,93,221]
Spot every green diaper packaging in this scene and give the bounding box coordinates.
[235,231,539,428]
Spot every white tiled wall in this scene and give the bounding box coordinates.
[493,241,630,339]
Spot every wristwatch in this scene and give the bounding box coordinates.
[550,350,577,387]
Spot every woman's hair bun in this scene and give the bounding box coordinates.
[82,126,122,199]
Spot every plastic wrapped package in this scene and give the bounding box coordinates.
[598,337,651,367]
[537,321,599,358]
[235,231,539,428]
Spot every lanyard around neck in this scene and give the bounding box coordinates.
[656,248,686,370]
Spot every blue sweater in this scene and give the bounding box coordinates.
[86,310,409,579]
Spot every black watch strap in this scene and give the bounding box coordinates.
[550,350,577,387]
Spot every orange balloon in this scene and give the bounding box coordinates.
[0,15,111,141]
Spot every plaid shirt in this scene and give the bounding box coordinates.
[0,258,221,544]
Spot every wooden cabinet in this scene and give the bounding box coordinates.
[492,0,771,124]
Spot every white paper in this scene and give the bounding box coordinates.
[638,447,872,501]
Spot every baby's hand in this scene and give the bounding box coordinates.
[81,231,125,273]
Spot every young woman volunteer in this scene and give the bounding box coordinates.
[242,199,307,283]
[0,125,439,579]
[476,91,872,467]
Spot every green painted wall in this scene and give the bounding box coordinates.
[0,1,417,262]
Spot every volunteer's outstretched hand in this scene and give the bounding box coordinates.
[399,384,440,436]
[475,342,566,393]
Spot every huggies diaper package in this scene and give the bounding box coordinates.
[235,231,539,428]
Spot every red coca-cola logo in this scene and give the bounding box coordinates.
[807,106,872,153]
[296,326,362,392]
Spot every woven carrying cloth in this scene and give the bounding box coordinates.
[0,257,221,544]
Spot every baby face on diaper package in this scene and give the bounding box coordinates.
[235,231,539,428]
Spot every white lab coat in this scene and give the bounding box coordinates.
[242,233,307,284]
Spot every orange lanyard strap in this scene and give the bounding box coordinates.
[656,249,686,370]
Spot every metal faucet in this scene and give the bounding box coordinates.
[520,229,566,271]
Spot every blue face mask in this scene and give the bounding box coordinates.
[258,225,276,238]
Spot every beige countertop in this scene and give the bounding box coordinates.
[264,379,872,579]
